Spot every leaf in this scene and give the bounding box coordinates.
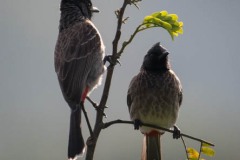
[201,146,215,157]
[187,148,199,159]
[143,16,153,23]
[160,10,168,17]
[168,14,178,21]
[202,143,211,147]
[140,10,184,40]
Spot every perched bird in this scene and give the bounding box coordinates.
[54,0,105,159]
[127,42,182,160]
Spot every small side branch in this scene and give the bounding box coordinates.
[181,136,190,160]
[102,119,215,147]
[103,119,134,128]
[198,142,203,160]
[81,104,93,136]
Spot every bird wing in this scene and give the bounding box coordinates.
[173,71,183,107]
[54,20,103,104]
[127,75,137,112]
[179,88,183,106]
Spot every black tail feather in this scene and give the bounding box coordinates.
[68,104,85,159]
[142,134,161,160]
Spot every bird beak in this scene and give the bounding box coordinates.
[159,51,169,60]
[91,6,100,13]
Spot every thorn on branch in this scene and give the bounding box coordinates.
[122,17,129,24]
[115,9,120,19]
[130,0,142,9]
[86,96,107,118]
[86,96,98,109]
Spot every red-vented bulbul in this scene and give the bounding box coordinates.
[54,0,105,159]
[127,42,182,160]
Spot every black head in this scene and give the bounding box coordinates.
[61,0,99,19]
[142,42,170,71]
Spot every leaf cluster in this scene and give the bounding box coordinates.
[140,10,184,40]
[187,143,215,160]
[118,10,184,56]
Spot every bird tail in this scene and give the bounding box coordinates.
[68,104,85,160]
[142,133,161,160]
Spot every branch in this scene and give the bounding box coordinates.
[103,119,215,147]
[112,0,130,61]
[117,24,143,57]
[117,23,163,58]
[85,1,130,159]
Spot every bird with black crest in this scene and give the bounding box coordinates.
[54,0,105,159]
[127,42,183,160]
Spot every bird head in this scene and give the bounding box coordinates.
[142,42,170,71]
[61,0,100,19]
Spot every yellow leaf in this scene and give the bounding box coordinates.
[201,146,215,157]
[202,143,211,147]
[187,148,199,159]
[151,12,162,18]
[161,15,172,21]
[168,14,178,21]
[140,10,184,40]
[160,10,168,17]
[172,32,179,37]
[143,16,153,23]
[179,21,184,27]
[152,17,172,30]
[167,30,174,40]
[177,28,184,34]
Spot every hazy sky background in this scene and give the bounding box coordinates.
[1,0,240,159]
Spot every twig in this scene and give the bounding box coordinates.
[180,136,190,160]
[117,24,143,57]
[81,104,93,136]
[102,119,215,147]
[86,96,98,109]
[198,142,203,160]
[103,119,133,128]
[117,23,161,58]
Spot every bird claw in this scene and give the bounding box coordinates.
[173,125,181,139]
[134,119,142,130]
[103,55,121,66]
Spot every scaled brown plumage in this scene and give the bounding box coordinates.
[127,42,182,160]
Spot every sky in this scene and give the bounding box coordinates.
[0,0,240,159]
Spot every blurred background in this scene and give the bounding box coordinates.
[1,0,239,159]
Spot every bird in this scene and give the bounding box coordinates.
[127,42,183,160]
[54,0,105,159]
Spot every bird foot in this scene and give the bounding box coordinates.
[134,119,142,130]
[103,55,121,66]
[173,125,181,139]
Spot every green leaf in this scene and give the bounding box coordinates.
[143,16,153,23]
[201,146,215,157]
[140,10,184,40]
[168,14,178,21]
[159,10,168,17]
